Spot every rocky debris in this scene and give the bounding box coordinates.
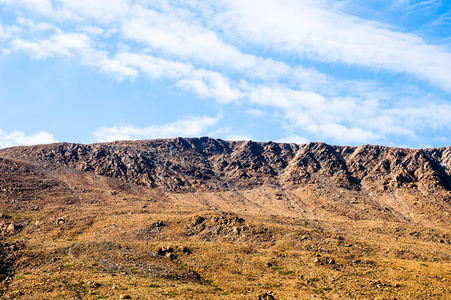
[56,216,67,225]
[157,246,174,256]
[191,216,205,226]
[165,252,177,260]
[157,245,191,259]
[0,221,24,236]
[0,214,11,219]
[120,294,131,299]
[313,255,336,266]
[0,157,78,211]
[87,281,101,289]
[177,246,191,255]
[6,223,16,233]
[313,257,322,265]
[133,220,169,238]
[0,241,25,283]
[152,220,165,227]
[258,292,275,300]
[372,280,396,289]
[52,242,202,283]
[183,213,272,242]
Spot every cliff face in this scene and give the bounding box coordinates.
[1,137,450,195]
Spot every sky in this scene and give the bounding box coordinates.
[0,0,451,149]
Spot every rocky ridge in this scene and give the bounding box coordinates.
[0,137,450,195]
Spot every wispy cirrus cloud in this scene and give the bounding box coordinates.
[0,0,450,147]
[3,0,451,90]
[120,10,298,81]
[391,0,440,10]
[215,0,451,91]
[10,29,138,80]
[116,52,244,103]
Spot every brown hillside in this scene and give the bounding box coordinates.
[0,138,450,299]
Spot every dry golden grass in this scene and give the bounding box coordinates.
[1,185,450,300]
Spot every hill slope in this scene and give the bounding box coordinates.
[1,137,450,226]
[0,138,450,299]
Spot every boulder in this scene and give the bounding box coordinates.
[6,223,15,233]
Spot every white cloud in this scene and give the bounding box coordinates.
[248,85,384,143]
[10,31,138,80]
[176,69,244,103]
[10,31,91,58]
[119,4,317,82]
[0,25,7,39]
[117,52,243,102]
[83,50,138,80]
[277,134,309,145]
[94,115,221,142]
[0,0,53,15]
[77,25,104,36]
[122,11,256,71]
[208,127,253,141]
[246,108,266,117]
[0,129,57,148]
[248,84,451,144]
[312,123,382,144]
[0,23,21,39]
[116,52,192,79]
[1,0,451,147]
[3,0,451,91]
[16,17,54,32]
[387,102,451,129]
[391,0,440,10]
[216,0,451,91]
[56,0,132,23]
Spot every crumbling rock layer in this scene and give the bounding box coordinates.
[0,137,450,195]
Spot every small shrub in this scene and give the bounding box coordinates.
[280,270,292,276]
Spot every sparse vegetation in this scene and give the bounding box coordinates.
[0,138,450,299]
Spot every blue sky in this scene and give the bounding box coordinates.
[0,0,450,149]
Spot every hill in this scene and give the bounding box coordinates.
[0,137,450,299]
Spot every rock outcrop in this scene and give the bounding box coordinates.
[0,137,450,195]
